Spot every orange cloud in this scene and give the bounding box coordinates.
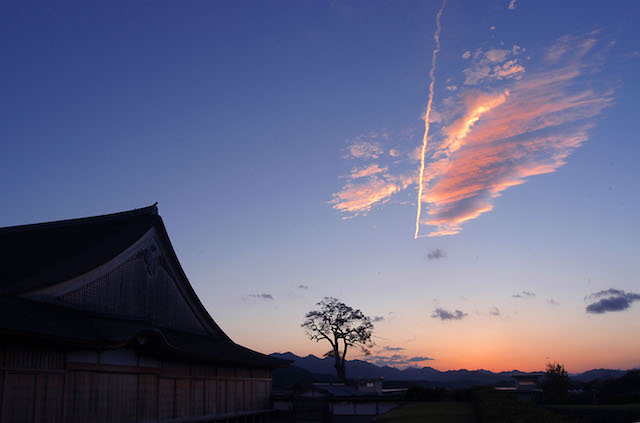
[439,90,510,155]
[423,126,596,236]
[350,164,387,179]
[330,176,401,215]
[331,33,613,235]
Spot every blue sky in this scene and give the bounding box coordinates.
[2,0,640,371]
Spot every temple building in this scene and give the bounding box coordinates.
[0,204,288,423]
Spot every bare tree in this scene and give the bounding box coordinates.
[301,297,373,383]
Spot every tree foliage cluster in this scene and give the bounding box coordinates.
[543,362,571,404]
[576,370,640,405]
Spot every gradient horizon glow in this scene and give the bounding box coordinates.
[2,0,640,373]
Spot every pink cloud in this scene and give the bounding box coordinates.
[330,171,415,216]
[347,140,384,159]
[332,33,613,235]
[423,128,593,236]
[485,49,511,63]
[492,61,525,80]
[463,45,525,85]
[350,164,387,179]
[439,90,510,155]
[423,35,613,235]
[330,177,401,215]
[545,33,598,64]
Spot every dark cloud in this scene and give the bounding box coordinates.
[586,288,625,300]
[297,284,309,290]
[406,356,433,362]
[372,316,385,322]
[246,293,274,300]
[431,308,467,321]
[382,346,405,352]
[425,248,446,260]
[367,354,434,367]
[489,306,501,316]
[512,290,536,299]
[585,289,640,314]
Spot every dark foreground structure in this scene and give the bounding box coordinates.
[0,205,288,423]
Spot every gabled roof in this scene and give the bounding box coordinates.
[0,205,289,369]
[0,204,161,295]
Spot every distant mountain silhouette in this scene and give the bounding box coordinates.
[270,352,632,389]
[570,368,629,383]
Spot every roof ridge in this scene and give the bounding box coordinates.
[0,203,158,233]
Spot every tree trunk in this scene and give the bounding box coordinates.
[341,342,349,385]
[332,335,348,384]
[334,359,347,384]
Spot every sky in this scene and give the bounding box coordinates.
[2,0,640,373]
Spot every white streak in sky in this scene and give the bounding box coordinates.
[415,0,447,239]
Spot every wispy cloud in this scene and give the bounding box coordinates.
[420,35,612,236]
[512,290,535,299]
[368,354,434,368]
[297,284,309,290]
[547,298,560,306]
[382,346,405,352]
[331,32,614,237]
[462,45,525,85]
[545,33,598,64]
[508,0,517,11]
[489,306,501,316]
[432,307,468,320]
[585,289,640,314]
[245,293,274,301]
[425,248,446,260]
[350,164,387,179]
[330,173,412,216]
[345,133,386,159]
[373,316,385,322]
[331,131,416,216]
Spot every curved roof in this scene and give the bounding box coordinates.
[0,204,161,295]
[0,204,289,369]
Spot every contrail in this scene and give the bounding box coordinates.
[415,0,447,239]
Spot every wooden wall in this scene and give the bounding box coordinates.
[0,346,273,423]
[45,246,209,336]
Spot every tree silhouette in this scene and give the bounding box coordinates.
[301,297,373,383]
[543,362,570,404]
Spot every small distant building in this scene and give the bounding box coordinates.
[497,372,544,403]
[275,380,401,422]
[356,378,383,395]
[513,373,544,391]
[0,205,289,423]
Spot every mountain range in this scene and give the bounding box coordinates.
[270,352,631,389]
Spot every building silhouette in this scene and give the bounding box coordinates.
[0,204,288,422]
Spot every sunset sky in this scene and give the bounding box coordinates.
[2,0,640,373]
